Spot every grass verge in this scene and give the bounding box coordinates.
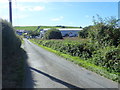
[30,39,119,83]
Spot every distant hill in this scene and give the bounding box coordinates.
[14,26,80,31]
[14,26,40,31]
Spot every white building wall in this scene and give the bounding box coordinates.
[39,28,83,38]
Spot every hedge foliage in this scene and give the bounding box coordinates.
[1,19,25,88]
[33,39,120,74]
[43,28,63,39]
[78,15,120,46]
[2,19,21,57]
[77,16,120,73]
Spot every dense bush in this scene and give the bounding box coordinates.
[32,15,120,80]
[2,19,21,57]
[1,19,25,88]
[43,28,63,39]
[34,39,95,59]
[89,24,120,46]
[33,39,120,73]
[91,16,120,46]
[79,15,120,47]
[78,30,87,38]
[78,26,92,38]
[92,46,120,73]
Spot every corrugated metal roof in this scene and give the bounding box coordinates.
[59,28,82,31]
[43,28,83,31]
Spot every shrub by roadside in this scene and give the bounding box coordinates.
[43,28,63,39]
[31,39,119,83]
[1,19,26,88]
[29,15,120,83]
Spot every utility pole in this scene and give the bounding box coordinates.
[118,1,120,27]
[9,0,12,24]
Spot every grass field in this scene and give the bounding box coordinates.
[14,26,80,31]
[14,26,38,31]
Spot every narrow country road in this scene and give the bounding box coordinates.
[22,38,118,88]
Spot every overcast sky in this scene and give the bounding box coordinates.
[0,0,119,27]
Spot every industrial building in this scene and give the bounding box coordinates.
[39,28,83,38]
